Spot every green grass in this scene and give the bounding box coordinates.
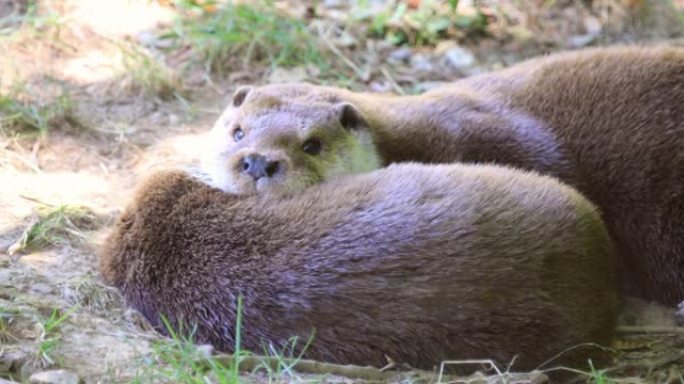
[134,323,236,383]
[166,0,327,75]
[0,82,77,137]
[0,0,38,35]
[0,306,21,343]
[7,204,99,255]
[114,42,184,101]
[232,296,243,380]
[253,333,315,382]
[133,295,317,383]
[354,0,488,46]
[63,277,121,315]
[0,0,68,41]
[588,359,614,384]
[133,297,244,384]
[35,306,78,367]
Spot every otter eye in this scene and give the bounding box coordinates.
[302,138,322,155]
[233,127,244,142]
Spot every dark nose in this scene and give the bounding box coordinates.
[241,154,280,180]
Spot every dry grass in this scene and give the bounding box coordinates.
[0,81,79,138]
[354,0,487,46]
[166,1,327,76]
[61,277,122,316]
[0,305,22,344]
[109,41,185,101]
[33,306,77,367]
[7,203,100,255]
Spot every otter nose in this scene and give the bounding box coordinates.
[241,154,280,180]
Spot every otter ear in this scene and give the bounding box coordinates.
[335,102,367,130]
[232,86,252,107]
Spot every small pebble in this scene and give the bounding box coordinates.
[675,301,684,326]
[323,0,346,8]
[584,16,603,36]
[29,370,80,384]
[409,54,434,72]
[136,31,173,49]
[0,349,30,372]
[29,283,54,295]
[268,67,308,83]
[413,81,449,93]
[443,46,477,70]
[434,40,457,55]
[567,34,597,48]
[135,31,156,47]
[388,47,413,63]
[195,344,214,358]
[169,114,180,126]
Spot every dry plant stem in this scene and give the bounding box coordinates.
[0,148,43,173]
[380,65,406,95]
[534,342,615,371]
[540,350,684,383]
[646,350,684,374]
[30,140,40,164]
[616,326,684,335]
[315,24,367,80]
[600,349,684,377]
[210,354,395,381]
[438,359,505,383]
[18,194,54,207]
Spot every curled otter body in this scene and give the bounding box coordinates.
[100,164,617,370]
[207,46,684,305]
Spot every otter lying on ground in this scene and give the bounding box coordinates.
[203,46,684,305]
[100,164,617,370]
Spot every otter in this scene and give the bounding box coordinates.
[202,95,381,196]
[204,46,684,305]
[100,164,618,371]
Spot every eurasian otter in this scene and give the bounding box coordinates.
[202,96,381,196]
[100,164,618,371]
[204,46,684,305]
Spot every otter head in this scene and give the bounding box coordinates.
[202,85,381,196]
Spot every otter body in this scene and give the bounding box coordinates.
[101,164,617,370]
[208,46,684,305]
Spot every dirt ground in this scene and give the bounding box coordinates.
[1,0,684,383]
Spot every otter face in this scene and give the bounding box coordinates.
[202,86,381,196]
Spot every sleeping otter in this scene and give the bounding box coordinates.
[100,164,618,371]
[203,46,684,305]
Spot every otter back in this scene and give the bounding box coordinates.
[228,46,684,304]
[100,164,618,370]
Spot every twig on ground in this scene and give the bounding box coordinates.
[209,354,394,381]
[646,349,684,375]
[534,342,615,370]
[437,359,505,383]
[616,326,684,335]
[18,194,54,207]
[380,65,406,95]
[315,24,368,81]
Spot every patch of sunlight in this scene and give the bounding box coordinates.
[0,170,115,231]
[61,50,120,85]
[65,0,175,39]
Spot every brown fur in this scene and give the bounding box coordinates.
[100,164,618,370]
[202,93,380,196]
[217,46,684,305]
